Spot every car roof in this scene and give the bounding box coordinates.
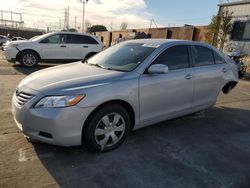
[50,31,94,36]
[123,39,214,49]
[124,39,183,45]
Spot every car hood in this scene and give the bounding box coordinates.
[7,40,32,46]
[19,62,125,93]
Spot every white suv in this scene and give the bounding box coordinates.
[0,35,9,46]
[4,32,103,67]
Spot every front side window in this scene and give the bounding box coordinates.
[153,45,189,70]
[192,45,214,67]
[213,52,225,64]
[40,34,64,44]
[87,43,155,72]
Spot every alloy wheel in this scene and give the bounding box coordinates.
[94,112,126,150]
[23,54,36,67]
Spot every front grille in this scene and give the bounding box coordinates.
[15,91,34,106]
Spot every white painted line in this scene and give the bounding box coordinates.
[18,148,54,162]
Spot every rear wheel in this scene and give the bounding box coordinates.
[83,104,130,152]
[19,51,39,67]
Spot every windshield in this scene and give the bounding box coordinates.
[87,42,156,72]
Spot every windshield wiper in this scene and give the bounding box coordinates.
[87,62,126,72]
[88,63,106,69]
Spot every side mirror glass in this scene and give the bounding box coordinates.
[148,64,169,74]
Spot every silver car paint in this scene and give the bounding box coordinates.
[12,39,238,146]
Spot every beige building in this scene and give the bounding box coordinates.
[218,0,250,55]
[93,25,209,48]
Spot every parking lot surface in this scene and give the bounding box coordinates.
[0,52,250,188]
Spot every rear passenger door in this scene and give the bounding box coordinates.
[66,34,100,60]
[191,45,227,108]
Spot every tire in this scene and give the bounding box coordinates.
[19,51,39,67]
[83,104,131,152]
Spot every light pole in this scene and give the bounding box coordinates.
[80,0,88,33]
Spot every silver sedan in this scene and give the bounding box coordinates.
[12,39,238,152]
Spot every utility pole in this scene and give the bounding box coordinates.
[59,17,61,31]
[67,6,70,30]
[80,0,89,33]
[75,16,77,29]
[64,8,67,30]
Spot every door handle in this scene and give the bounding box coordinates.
[222,68,227,73]
[83,46,88,48]
[60,45,67,48]
[185,74,193,80]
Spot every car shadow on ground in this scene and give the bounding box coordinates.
[32,106,250,188]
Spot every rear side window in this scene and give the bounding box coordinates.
[192,45,214,66]
[213,52,225,64]
[153,45,189,70]
[66,34,98,44]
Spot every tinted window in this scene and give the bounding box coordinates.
[153,45,189,70]
[231,22,245,41]
[231,21,250,41]
[192,46,214,67]
[213,52,225,64]
[66,34,98,44]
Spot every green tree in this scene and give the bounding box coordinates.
[120,22,128,30]
[219,8,233,50]
[207,15,221,46]
[68,28,78,32]
[207,8,233,50]
[88,25,108,33]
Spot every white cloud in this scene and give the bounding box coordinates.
[0,0,155,30]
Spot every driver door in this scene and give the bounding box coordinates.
[39,34,68,60]
[139,45,194,126]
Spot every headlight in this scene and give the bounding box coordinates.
[34,94,85,108]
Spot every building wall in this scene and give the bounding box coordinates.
[219,3,250,55]
[94,31,111,47]
[93,25,209,47]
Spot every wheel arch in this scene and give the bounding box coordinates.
[222,80,238,94]
[16,49,41,62]
[84,52,97,60]
[82,99,136,141]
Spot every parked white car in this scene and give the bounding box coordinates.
[11,36,27,41]
[0,35,9,46]
[4,32,103,67]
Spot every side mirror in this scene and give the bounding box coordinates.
[148,64,169,74]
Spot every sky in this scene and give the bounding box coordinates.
[0,0,237,31]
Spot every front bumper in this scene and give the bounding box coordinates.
[4,47,19,62]
[12,87,95,146]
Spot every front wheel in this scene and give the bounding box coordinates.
[19,51,39,67]
[82,104,130,152]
